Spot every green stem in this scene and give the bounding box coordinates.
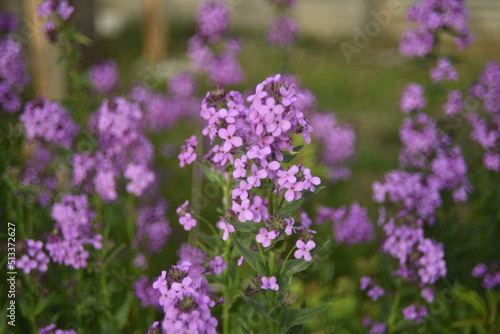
[388,280,402,333]
[278,246,296,281]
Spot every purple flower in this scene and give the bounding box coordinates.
[196,0,230,42]
[17,239,50,274]
[210,256,227,275]
[261,276,279,291]
[294,240,315,262]
[134,276,161,308]
[400,83,426,114]
[327,203,375,246]
[444,90,463,116]
[216,220,235,241]
[367,285,385,301]
[218,124,243,151]
[135,201,171,254]
[399,28,435,58]
[403,304,428,323]
[124,164,155,197]
[178,135,198,167]
[420,287,435,303]
[89,59,120,94]
[256,228,278,248]
[20,98,79,148]
[360,276,372,291]
[177,201,197,231]
[168,72,198,98]
[57,1,74,20]
[0,37,29,113]
[431,58,458,82]
[267,16,298,47]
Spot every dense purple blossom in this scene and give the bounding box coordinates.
[311,112,356,181]
[382,219,446,285]
[168,73,198,98]
[470,61,500,115]
[0,36,29,113]
[135,276,161,308]
[471,262,500,289]
[319,203,374,246]
[267,16,298,47]
[431,58,458,83]
[152,264,218,333]
[400,0,472,57]
[124,163,156,196]
[20,97,78,148]
[17,239,50,274]
[0,12,18,34]
[196,0,230,42]
[403,304,428,323]
[89,59,120,94]
[135,201,171,254]
[400,83,426,114]
[444,90,464,116]
[46,194,102,269]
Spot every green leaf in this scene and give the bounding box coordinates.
[278,187,325,215]
[292,145,305,152]
[282,153,297,163]
[233,236,267,274]
[454,288,488,319]
[243,297,277,322]
[193,228,219,246]
[198,161,224,185]
[280,304,330,333]
[451,318,485,328]
[34,292,59,316]
[229,221,260,233]
[115,294,134,330]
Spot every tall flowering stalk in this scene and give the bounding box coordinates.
[161,74,329,333]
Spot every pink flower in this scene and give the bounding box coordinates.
[210,256,227,275]
[261,276,279,291]
[256,228,278,248]
[171,277,194,295]
[232,199,254,222]
[216,220,235,241]
[294,240,316,261]
[218,124,242,151]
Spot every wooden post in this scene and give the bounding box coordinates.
[22,0,65,99]
[143,0,167,65]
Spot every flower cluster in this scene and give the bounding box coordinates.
[176,201,197,231]
[21,146,58,207]
[362,317,387,334]
[73,97,156,200]
[467,61,500,171]
[178,135,198,167]
[135,200,171,254]
[17,239,50,274]
[188,1,244,85]
[399,0,473,58]
[0,18,29,113]
[20,97,79,148]
[310,113,356,181]
[37,0,75,41]
[89,59,120,94]
[267,16,298,47]
[152,264,218,333]
[135,275,162,308]
[317,203,375,246]
[45,194,102,269]
[130,74,200,132]
[471,262,500,289]
[382,217,446,285]
[360,276,385,301]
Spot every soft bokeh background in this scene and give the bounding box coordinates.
[2,1,500,332]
